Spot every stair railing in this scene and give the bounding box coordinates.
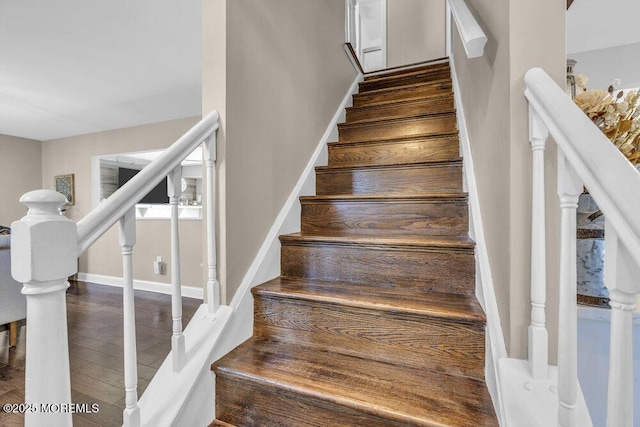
[11,110,220,427]
[525,67,640,427]
[445,0,487,58]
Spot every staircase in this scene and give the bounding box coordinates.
[211,61,498,426]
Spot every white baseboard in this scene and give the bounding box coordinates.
[76,272,204,300]
[449,56,508,425]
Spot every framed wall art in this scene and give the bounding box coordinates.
[54,174,75,206]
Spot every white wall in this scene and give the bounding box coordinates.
[570,43,640,91]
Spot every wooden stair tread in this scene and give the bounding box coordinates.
[300,192,467,202]
[328,132,458,148]
[345,94,454,124]
[317,158,462,172]
[363,60,450,81]
[359,68,452,93]
[254,277,486,323]
[357,77,452,95]
[338,111,455,130]
[352,80,453,109]
[213,339,497,426]
[280,232,475,250]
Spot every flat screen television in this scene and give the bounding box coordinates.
[118,167,169,204]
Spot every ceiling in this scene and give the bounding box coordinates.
[0,0,201,141]
[1,0,633,142]
[567,0,640,54]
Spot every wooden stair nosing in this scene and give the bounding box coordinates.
[299,192,468,203]
[279,233,475,252]
[253,277,485,324]
[327,132,459,149]
[213,340,498,427]
[316,158,463,173]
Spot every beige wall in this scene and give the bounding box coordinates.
[453,0,564,359]
[387,0,446,68]
[41,117,204,288]
[203,0,356,303]
[0,134,42,226]
[508,0,564,361]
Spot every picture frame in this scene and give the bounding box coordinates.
[54,174,75,206]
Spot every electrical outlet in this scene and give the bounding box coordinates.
[154,256,164,275]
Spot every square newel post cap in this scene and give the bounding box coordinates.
[11,189,78,284]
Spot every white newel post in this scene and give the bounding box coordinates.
[204,135,221,313]
[556,151,583,427]
[11,190,76,427]
[528,107,549,380]
[120,208,140,427]
[168,166,185,372]
[603,223,638,427]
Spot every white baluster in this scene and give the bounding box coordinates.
[205,135,221,313]
[603,223,638,427]
[167,166,185,371]
[120,208,140,427]
[528,107,548,380]
[556,151,583,427]
[11,190,76,427]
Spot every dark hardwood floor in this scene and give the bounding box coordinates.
[0,280,202,426]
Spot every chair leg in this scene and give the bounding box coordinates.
[9,322,17,347]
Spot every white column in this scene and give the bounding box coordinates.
[603,223,637,427]
[120,208,140,427]
[167,166,185,372]
[205,135,221,313]
[11,190,77,427]
[528,107,549,380]
[556,151,583,427]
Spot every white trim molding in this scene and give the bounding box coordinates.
[449,56,507,424]
[76,272,204,300]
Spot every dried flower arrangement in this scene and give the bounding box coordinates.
[573,75,640,165]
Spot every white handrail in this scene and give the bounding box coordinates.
[77,111,220,254]
[524,68,640,263]
[447,0,487,58]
